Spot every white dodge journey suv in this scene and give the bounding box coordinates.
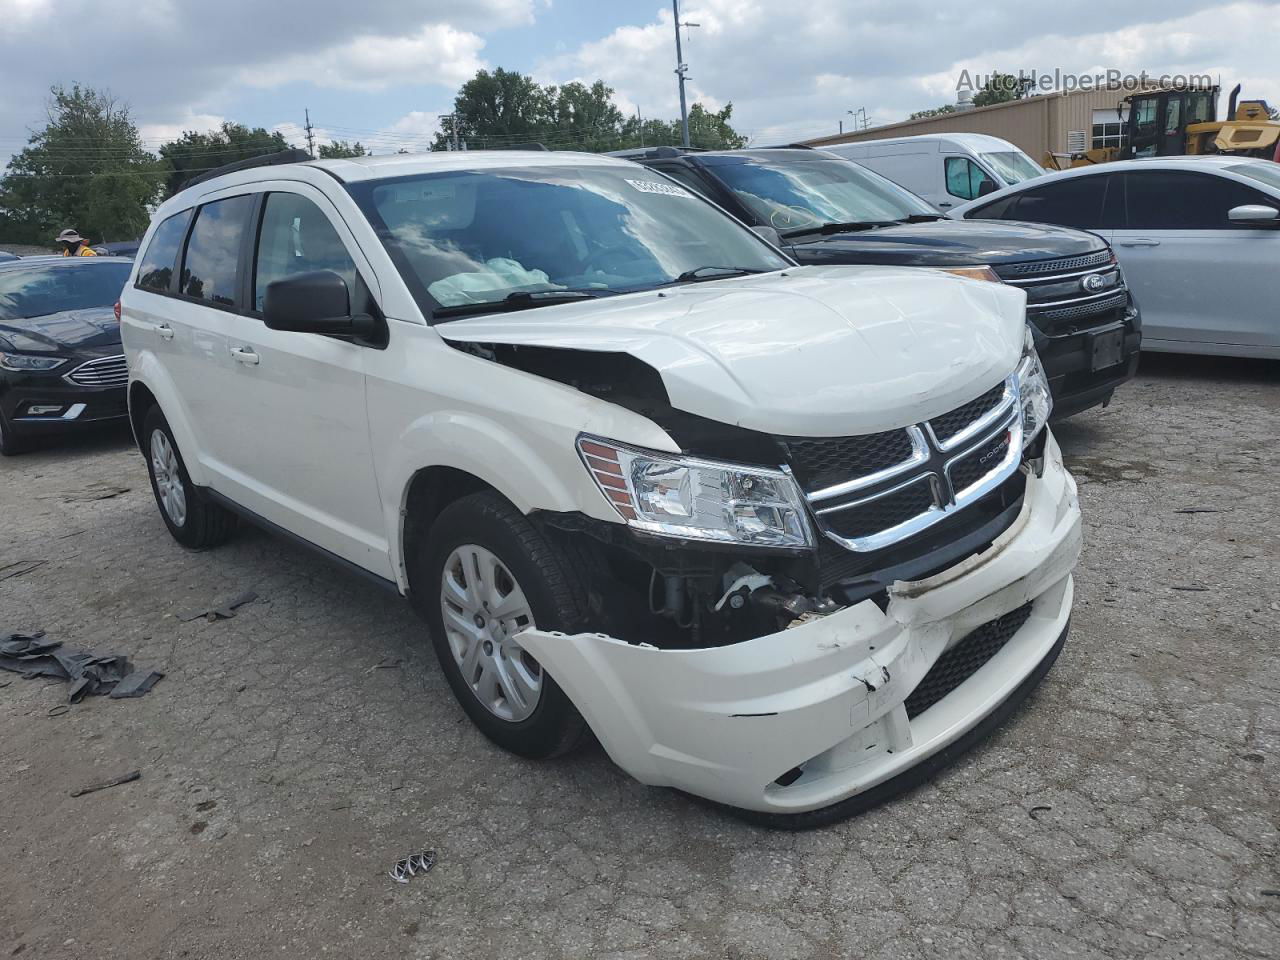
[120,149,1081,827]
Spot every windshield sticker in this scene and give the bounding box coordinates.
[625,179,694,198]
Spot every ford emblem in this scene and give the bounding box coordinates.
[1082,273,1107,292]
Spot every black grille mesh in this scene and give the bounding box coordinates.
[995,249,1112,279]
[821,478,936,540]
[904,602,1034,719]
[948,429,1013,494]
[785,429,914,491]
[927,383,1005,445]
[1034,290,1128,328]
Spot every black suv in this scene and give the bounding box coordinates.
[0,256,133,454]
[622,146,1141,418]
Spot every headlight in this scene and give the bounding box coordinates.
[939,265,1001,283]
[1016,328,1052,447]
[0,352,66,372]
[578,436,814,549]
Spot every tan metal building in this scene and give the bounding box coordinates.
[804,86,1164,159]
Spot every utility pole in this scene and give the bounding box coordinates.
[304,108,316,158]
[637,107,645,148]
[671,0,695,147]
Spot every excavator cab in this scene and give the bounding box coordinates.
[1122,87,1217,159]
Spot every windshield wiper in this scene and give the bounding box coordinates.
[779,220,895,239]
[665,266,766,285]
[432,289,608,320]
[895,213,945,223]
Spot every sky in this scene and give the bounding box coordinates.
[1,0,1278,167]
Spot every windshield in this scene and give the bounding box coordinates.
[979,151,1044,185]
[0,261,132,322]
[1226,163,1280,193]
[699,155,936,232]
[346,164,790,317]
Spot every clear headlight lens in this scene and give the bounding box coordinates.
[939,265,1001,283]
[1016,328,1053,447]
[578,436,814,549]
[0,352,66,372]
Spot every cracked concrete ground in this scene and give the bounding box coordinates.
[2,353,1277,960]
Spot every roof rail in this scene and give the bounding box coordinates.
[605,145,700,160]
[182,148,314,190]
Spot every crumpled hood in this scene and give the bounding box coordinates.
[437,265,1026,437]
[0,306,120,354]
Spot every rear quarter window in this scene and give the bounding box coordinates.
[136,209,193,292]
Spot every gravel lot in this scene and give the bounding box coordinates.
[2,353,1277,960]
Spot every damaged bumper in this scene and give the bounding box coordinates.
[519,431,1081,818]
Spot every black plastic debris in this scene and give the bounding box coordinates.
[0,630,164,704]
[177,591,259,623]
[70,770,141,798]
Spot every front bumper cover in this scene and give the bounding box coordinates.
[519,430,1082,819]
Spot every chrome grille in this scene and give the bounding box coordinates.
[64,354,127,387]
[995,249,1113,279]
[796,377,1022,553]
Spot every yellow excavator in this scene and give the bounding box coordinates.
[1044,84,1280,170]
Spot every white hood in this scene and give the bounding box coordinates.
[436,265,1026,437]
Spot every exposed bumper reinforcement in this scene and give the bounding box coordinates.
[518,431,1082,821]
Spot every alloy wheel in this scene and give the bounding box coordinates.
[150,429,187,527]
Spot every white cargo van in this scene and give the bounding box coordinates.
[826,133,1044,211]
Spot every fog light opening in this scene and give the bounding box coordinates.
[26,404,65,417]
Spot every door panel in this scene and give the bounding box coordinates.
[1108,171,1280,348]
[218,187,390,576]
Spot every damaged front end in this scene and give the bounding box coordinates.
[448,330,1078,821]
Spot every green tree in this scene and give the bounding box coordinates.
[157,122,289,198]
[972,72,1025,107]
[910,104,957,121]
[0,84,159,245]
[433,68,746,152]
[318,139,370,158]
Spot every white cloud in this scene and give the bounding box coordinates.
[137,112,228,145]
[243,24,487,92]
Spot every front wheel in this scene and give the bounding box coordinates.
[141,405,236,549]
[0,411,31,456]
[417,492,589,759]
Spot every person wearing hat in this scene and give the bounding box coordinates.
[56,228,97,257]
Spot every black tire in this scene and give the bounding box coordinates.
[0,410,32,456]
[416,492,589,759]
[141,405,236,549]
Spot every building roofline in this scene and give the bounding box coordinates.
[803,82,1216,148]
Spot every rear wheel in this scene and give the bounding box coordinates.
[142,405,236,548]
[417,492,589,759]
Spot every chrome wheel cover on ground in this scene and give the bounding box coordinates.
[440,544,543,722]
[150,429,187,527]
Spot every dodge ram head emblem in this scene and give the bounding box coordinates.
[1082,273,1108,292]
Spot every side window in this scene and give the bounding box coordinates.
[964,195,1018,220]
[181,195,253,306]
[253,193,358,312]
[1006,176,1108,229]
[1123,171,1274,230]
[944,157,996,200]
[136,209,192,292]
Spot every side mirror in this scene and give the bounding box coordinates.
[1228,204,1280,225]
[750,224,784,248]
[977,179,998,197]
[263,270,378,338]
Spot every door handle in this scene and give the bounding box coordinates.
[937,202,954,208]
[156,323,174,341]
[229,346,260,366]
[1117,238,1161,247]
